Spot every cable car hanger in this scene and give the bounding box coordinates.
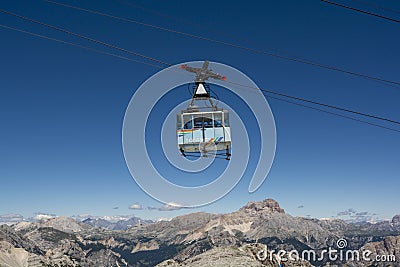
[177,61,231,160]
[180,61,226,109]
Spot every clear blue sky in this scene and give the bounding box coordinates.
[0,0,399,221]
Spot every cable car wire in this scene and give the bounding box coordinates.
[223,80,400,125]
[321,0,400,23]
[0,9,171,67]
[351,0,400,15]
[264,94,400,133]
[1,12,400,133]
[42,0,400,89]
[112,0,296,59]
[0,24,165,69]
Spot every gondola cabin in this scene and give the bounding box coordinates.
[178,61,231,159]
[177,109,231,155]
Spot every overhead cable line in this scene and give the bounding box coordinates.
[351,0,400,15]
[0,24,165,69]
[321,0,400,23]
[42,0,400,89]
[224,80,400,125]
[1,11,399,132]
[115,0,291,57]
[264,94,400,133]
[0,9,171,67]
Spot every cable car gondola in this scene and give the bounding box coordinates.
[177,61,231,160]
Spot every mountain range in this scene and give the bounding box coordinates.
[0,199,399,266]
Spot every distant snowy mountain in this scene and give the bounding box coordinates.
[0,213,154,232]
[73,214,133,223]
[0,214,23,225]
[29,213,56,221]
[82,216,153,230]
[0,213,57,225]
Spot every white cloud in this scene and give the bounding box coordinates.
[148,202,185,211]
[32,213,56,221]
[129,203,143,210]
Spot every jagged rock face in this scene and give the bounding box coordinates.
[156,245,266,267]
[0,241,30,267]
[0,225,43,255]
[0,241,46,267]
[240,199,285,214]
[156,243,314,267]
[359,236,400,266]
[1,219,134,266]
[242,243,314,267]
[392,215,400,226]
[338,236,400,267]
[39,217,85,233]
[137,212,220,244]
[132,239,160,253]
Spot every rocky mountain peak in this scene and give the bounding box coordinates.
[39,217,84,233]
[240,198,285,214]
[392,214,400,225]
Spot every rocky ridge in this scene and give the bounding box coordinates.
[0,199,398,266]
